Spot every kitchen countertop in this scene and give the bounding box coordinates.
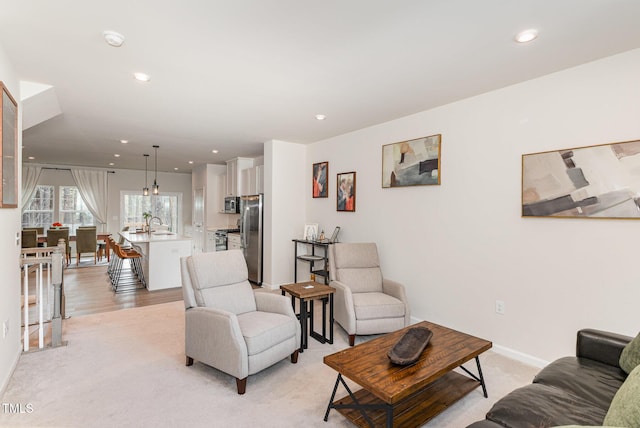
[120,231,191,243]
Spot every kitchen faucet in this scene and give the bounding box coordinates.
[149,216,163,229]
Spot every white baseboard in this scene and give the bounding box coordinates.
[409,316,549,369]
[491,344,549,368]
[0,344,21,398]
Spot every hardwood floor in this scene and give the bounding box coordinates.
[63,263,183,317]
[21,259,183,350]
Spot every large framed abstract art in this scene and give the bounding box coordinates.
[0,82,18,208]
[382,134,441,188]
[522,139,640,219]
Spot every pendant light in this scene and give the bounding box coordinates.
[142,154,150,196]
[152,145,160,195]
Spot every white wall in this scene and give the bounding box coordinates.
[31,166,192,236]
[306,49,640,363]
[0,43,22,394]
[264,140,306,288]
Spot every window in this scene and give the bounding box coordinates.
[121,192,181,233]
[22,185,54,229]
[59,186,94,235]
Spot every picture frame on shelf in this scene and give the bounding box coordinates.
[329,226,341,243]
[522,138,640,219]
[0,82,18,208]
[312,161,329,198]
[337,172,356,212]
[304,223,319,241]
[382,134,441,188]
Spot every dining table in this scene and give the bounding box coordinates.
[38,232,113,262]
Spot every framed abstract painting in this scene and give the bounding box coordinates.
[0,82,18,208]
[522,139,640,218]
[382,134,441,188]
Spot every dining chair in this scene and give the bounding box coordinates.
[78,225,107,261]
[76,227,98,266]
[21,229,38,249]
[46,228,71,265]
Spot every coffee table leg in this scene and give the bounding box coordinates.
[476,356,488,398]
[323,373,381,427]
[459,356,488,398]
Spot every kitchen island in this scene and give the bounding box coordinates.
[120,231,192,291]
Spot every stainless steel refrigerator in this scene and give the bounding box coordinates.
[240,194,263,285]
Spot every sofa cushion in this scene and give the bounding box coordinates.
[603,364,640,427]
[533,356,627,411]
[237,311,297,356]
[352,292,405,320]
[485,383,607,427]
[619,331,640,374]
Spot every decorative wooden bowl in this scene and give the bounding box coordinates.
[387,326,433,366]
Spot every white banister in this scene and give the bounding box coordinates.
[20,241,65,351]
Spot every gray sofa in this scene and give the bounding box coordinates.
[467,329,633,428]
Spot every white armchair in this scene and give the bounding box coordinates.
[180,250,301,394]
[329,242,410,346]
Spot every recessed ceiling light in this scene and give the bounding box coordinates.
[114,154,120,157]
[133,72,151,82]
[28,156,35,160]
[515,29,538,43]
[188,161,194,164]
[174,167,179,171]
[315,114,327,121]
[109,162,115,166]
[212,150,219,154]
[120,139,129,144]
[103,30,125,47]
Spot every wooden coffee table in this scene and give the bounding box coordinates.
[323,321,492,427]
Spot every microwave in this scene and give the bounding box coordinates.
[224,196,240,213]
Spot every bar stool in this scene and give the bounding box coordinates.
[109,238,146,292]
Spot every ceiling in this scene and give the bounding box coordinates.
[1,1,640,174]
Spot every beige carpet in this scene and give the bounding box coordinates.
[1,301,538,427]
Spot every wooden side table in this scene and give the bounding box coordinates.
[280,281,335,352]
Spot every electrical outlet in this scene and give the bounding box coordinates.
[2,319,8,338]
[495,300,506,315]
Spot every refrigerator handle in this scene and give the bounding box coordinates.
[241,206,248,249]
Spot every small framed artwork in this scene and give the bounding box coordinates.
[0,82,18,208]
[382,134,441,188]
[304,223,318,241]
[312,161,329,198]
[522,139,640,219]
[337,172,356,212]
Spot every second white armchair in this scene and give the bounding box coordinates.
[329,242,410,346]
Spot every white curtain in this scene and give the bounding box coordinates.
[70,169,108,231]
[21,165,42,210]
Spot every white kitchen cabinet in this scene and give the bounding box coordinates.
[226,157,253,196]
[255,165,264,194]
[228,233,241,250]
[240,165,264,195]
